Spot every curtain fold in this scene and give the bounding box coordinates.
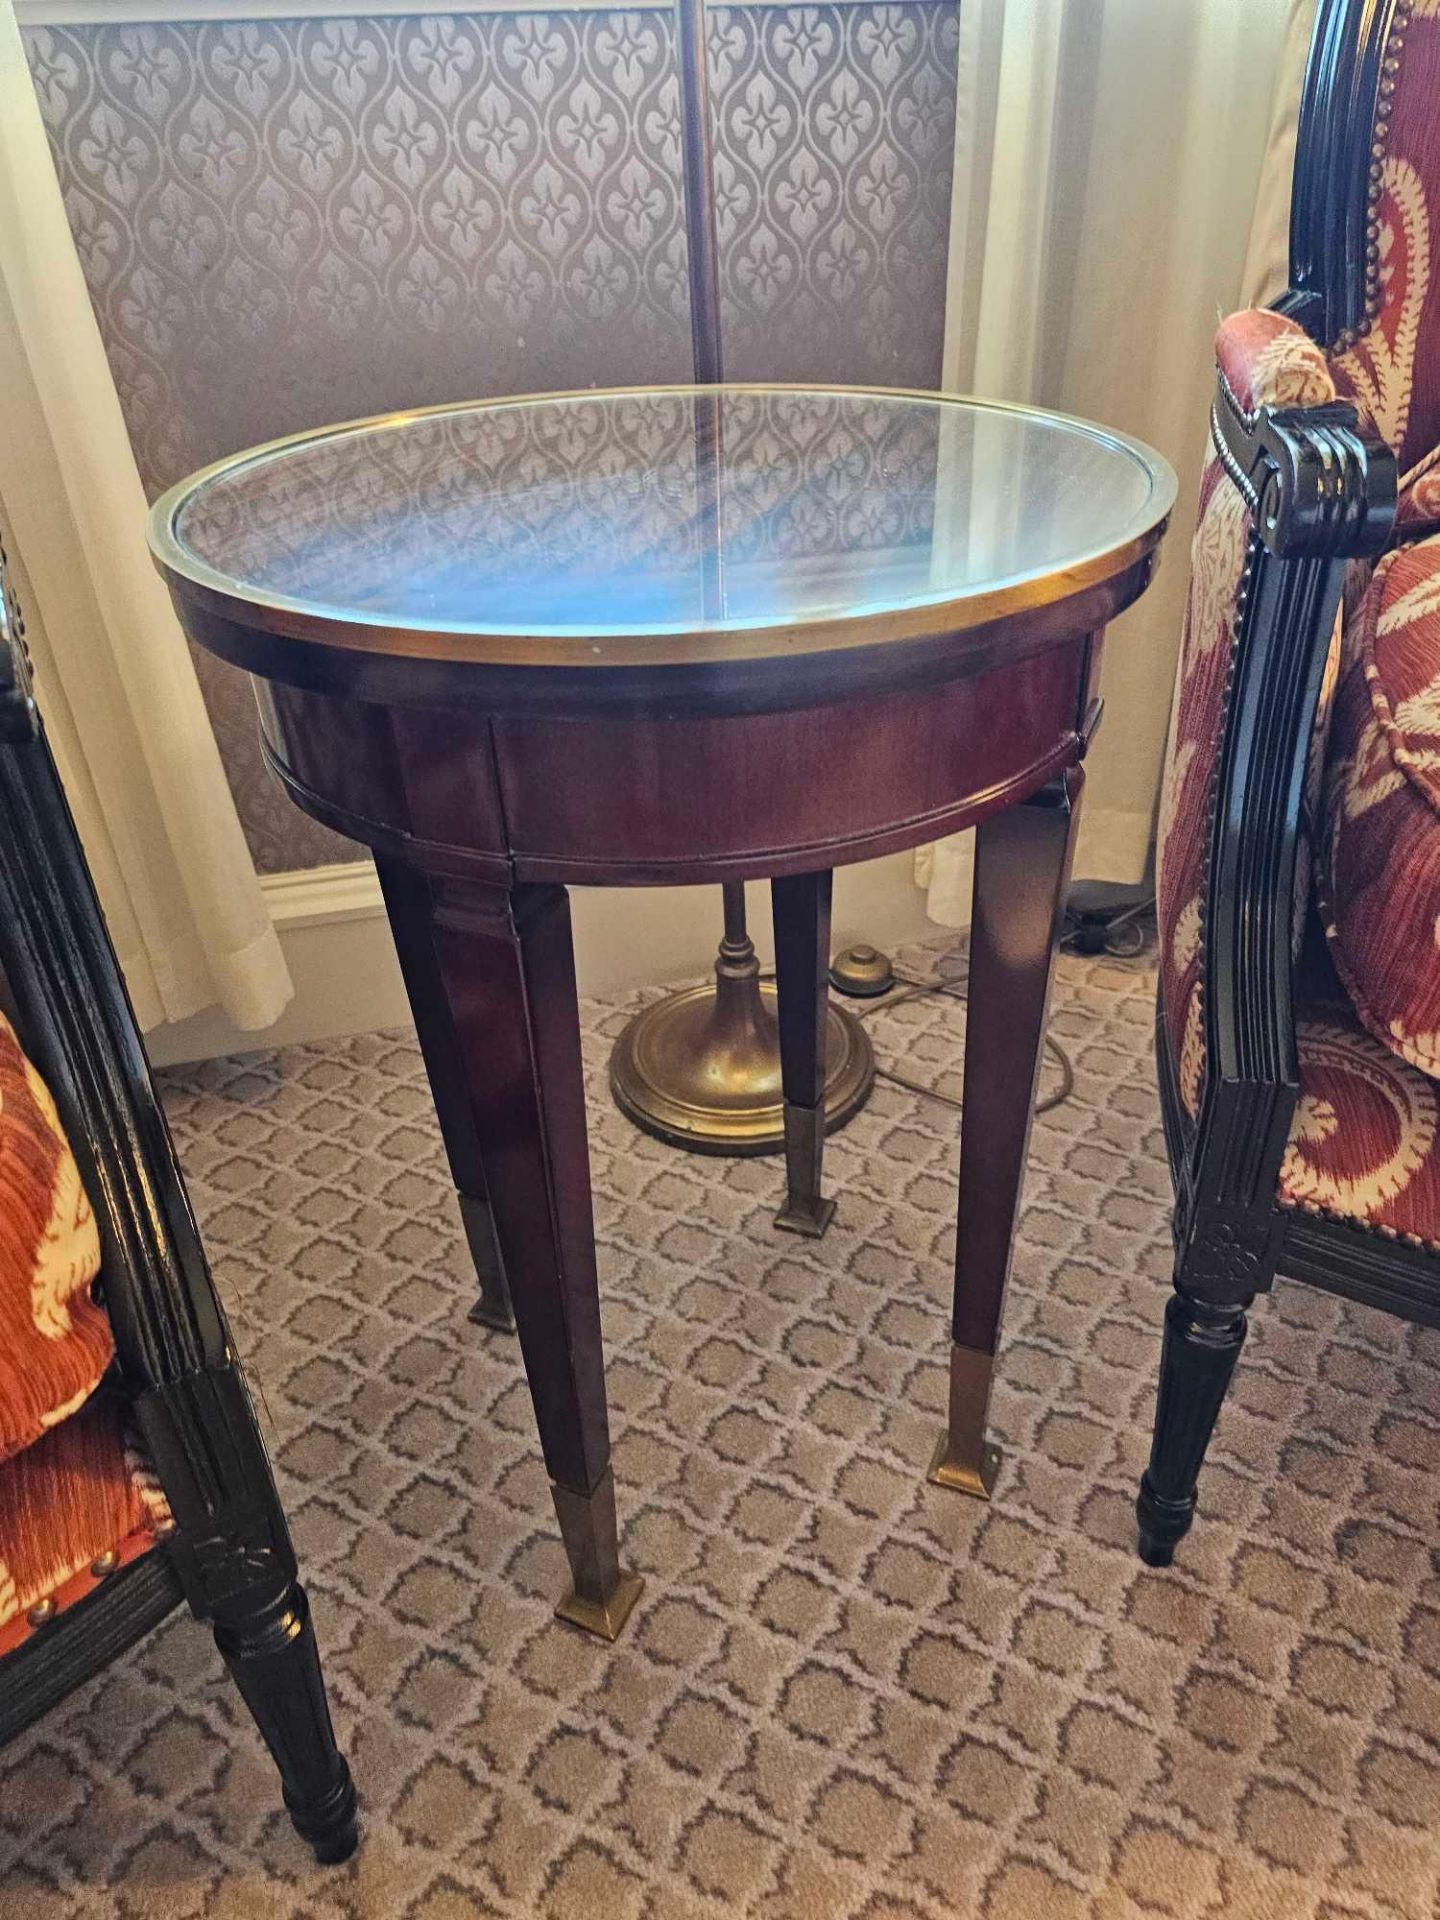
[0,0,290,1033]
[922,0,1296,923]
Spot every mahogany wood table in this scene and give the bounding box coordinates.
[151,385,1175,1640]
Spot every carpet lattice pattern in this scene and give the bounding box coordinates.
[2,941,1439,1919]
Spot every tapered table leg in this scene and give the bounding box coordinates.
[930,769,1082,1498]
[386,868,641,1639]
[771,870,837,1238]
[378,860,514,1332]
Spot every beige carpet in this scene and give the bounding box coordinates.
[2,938,1439,1920]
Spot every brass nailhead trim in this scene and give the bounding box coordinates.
[90,1550,120,1578]
[1355,7,1412,336]
[26,1598,56,1628]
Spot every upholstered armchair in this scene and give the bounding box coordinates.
[1140,0,1440,1566]
[0,539,357,1861]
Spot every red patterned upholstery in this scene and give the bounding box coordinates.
[1160,2,1440,1157]
[1321,535,1440,1078]
[1156,313,1337,1120]
[1328,0,1440,484]
[0,1387,171,1658]
[1281,948,1440,1250]
[1396,442,1440,534]
[1216,307,1339,416]
[0,1011,111,1465]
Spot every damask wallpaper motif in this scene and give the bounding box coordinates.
[710,5,955,380]
[25,6,959,870]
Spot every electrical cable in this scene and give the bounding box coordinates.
[1060,896,1156,960]
[849,893,1156,1116]
[853,967,1076,1116]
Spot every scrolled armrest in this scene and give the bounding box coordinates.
[1210,310,1394,559]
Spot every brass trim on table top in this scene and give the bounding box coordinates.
[148,384,1177,675]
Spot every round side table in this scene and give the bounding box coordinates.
[151,384,1175,1640]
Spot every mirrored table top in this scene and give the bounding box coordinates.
[150,386,1175,663]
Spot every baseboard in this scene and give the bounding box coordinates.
[144,862,408,1067]
[250,860,387,931]
[145,851,936,1067]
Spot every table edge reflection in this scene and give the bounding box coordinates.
[147,382,1178,681]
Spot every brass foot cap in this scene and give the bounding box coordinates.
[467,1294,517,1334]
[927,1433,1001,1500]
[553,1570,645,1641]
[773,1195,837,1239]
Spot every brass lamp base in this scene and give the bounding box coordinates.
[610,934,874,1156]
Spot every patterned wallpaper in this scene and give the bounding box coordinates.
[25,6,959,870]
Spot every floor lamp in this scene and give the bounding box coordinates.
[607,0,876,1175]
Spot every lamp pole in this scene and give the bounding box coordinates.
[606,0,874,1162]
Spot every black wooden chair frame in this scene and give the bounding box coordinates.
[0,542,357,1863]
[1137,0,1438,1565]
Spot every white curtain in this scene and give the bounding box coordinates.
[921,0,1301,922]
[0,0,290,1033]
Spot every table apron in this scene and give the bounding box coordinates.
[254,634,1096,885]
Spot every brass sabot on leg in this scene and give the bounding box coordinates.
[928,1341,1002,1499]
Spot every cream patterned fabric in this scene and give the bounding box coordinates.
[1282,978,1440,1249]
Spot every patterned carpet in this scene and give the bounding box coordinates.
[2,938,1439,1919]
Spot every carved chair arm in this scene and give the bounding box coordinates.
[1165,310,1396,1269]
[0,539,232,1392]
[0,543,302,1615]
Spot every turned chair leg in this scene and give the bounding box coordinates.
[771,870,836,1238]
[212,1577,358,1864]
[378,859,515,1334]
[1136,1282,1253,1566]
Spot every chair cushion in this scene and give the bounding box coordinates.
[1320,534,1440,1077]
[1280,982,1440,1252]
[0,1386,171,1658]
[0,1012,111,1466]
[1396,442,1440,536]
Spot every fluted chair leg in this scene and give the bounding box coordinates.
[213,1578,358,1864]
[1136,1283,1253,1567]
